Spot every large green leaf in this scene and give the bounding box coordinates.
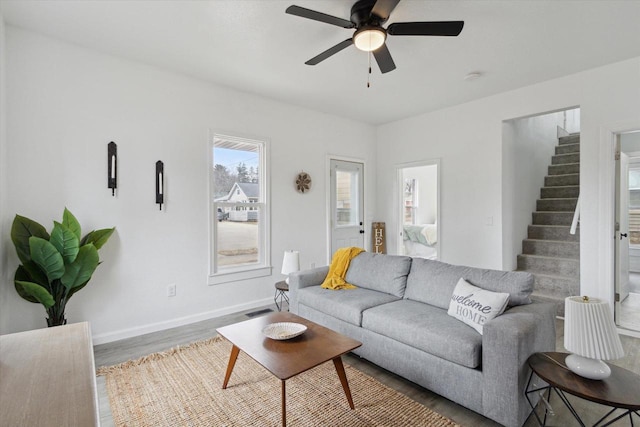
[50,221,80,264]
[29,237,65,282]
[20,260,50,289]
[14,266,40,303]
[15,281,55,308]
[61,244,99,291]
[10,215,49,264]
[62,208,81,241]
[80,227,115,250]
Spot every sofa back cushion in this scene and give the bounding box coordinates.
[344,252,412,297]
[404,258,533,309]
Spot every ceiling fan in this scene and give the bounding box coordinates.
[285,0,464,74]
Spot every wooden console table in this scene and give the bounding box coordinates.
[0,322,100,426]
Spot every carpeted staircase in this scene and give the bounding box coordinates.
[517,133,580,316]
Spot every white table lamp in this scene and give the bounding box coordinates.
[281,250,300,284]
[564,296,624,380]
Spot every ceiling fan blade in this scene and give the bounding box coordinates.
[371,0,401,21]
[387,21,464,36]
[372,43,396,74]
[286,5,355,28]
[305,39,354,65]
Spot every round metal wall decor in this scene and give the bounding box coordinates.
[296,172,312,193]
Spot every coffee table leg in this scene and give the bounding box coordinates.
[333,356,355,410]
[281,380,287,427]
[222,345,240,389]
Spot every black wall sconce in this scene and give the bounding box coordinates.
[156,160,164,210]
[107,141,117,196]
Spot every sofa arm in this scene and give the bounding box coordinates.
[288,266,329,314]
[481,301,556,427]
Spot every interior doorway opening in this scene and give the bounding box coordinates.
[616,130,640,332]
[397,160,440,260]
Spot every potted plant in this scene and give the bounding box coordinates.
[10,208,114,327]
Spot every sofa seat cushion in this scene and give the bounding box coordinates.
[298,286,400,326]
[404,258,533,310]
[362,299,483,369]
[345,252,412,297]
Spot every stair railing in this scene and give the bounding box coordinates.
[570,194,580,235]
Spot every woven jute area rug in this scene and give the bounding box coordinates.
[97,336,459,427]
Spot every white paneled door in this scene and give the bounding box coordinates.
[330,159,364,257]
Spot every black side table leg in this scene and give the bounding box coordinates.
[274,289,282,311]
[525,370,553,427]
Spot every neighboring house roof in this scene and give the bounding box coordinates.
[237,182,259,199]
[215,182,259,202]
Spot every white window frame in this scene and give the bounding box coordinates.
[208,131,271,285]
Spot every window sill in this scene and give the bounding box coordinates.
[208,266,272,285]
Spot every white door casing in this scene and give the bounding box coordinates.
[615,144,630,323]
[329,159,364,257]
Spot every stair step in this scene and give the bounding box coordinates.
[532,211,574,226]
[532,273,580,295]
[555,143,580,155]
[523,239,579,259]
[552,152,580,165]
[548,163,579,176]
[517,254,580,277]
[545,173,579,187]
[536,198,578,212]
[530,290,570,317]
[541,185,579,199]
[528,225,580,242]
[559,134,580,145]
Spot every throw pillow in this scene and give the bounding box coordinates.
[447,278,510,334]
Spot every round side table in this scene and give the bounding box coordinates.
[525,352,640,426]
[274,280,289,312]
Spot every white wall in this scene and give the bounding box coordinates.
[1,27,376,342]
[0,12,8,334]
[377,57,640,309]
[502,110,577,270]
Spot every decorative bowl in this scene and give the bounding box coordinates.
[262,322,307,340]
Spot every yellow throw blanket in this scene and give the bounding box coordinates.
[321,247,364,290]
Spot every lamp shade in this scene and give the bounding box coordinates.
[564,296,624,360]
[281,250,300,276]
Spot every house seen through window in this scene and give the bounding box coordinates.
[210,134,269,282]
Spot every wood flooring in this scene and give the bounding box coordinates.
[94,305,640,427]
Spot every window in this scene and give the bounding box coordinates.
[209,133,270,284]
[629,166,640,246]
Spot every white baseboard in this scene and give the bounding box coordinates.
[618,327,640,339]
[92,297,273,345]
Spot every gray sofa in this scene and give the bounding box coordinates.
[289,253,556,427]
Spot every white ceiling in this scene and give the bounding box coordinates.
[2,0,640,125]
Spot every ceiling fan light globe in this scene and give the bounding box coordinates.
[353,27,386,52]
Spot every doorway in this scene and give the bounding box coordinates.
[329,159,365,257]
[615,130,640,332]
[397,160,440,259]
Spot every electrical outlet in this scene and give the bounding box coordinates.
[167,283,176,297]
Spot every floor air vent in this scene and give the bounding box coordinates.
[245,308,273,318]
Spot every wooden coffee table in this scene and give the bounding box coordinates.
[217,312,362,427]
[525,352,640,426]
